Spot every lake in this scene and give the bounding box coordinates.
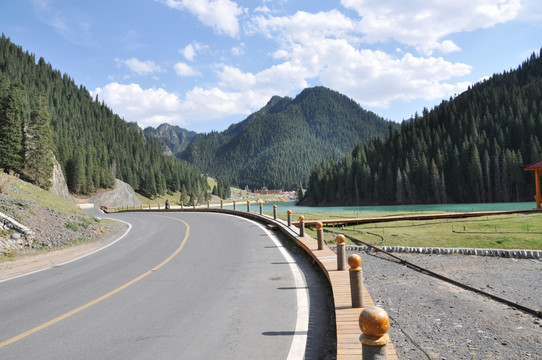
[236,201,539,215]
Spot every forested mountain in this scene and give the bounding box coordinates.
[0,35,208,202]
[303,49,542,206]
[176,87,394,190]
[143,123,197,157]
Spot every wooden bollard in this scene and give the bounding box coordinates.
[287,210,292,227]
[207,200,210,209]
[220,199,223,209]
[273,205,277,220]
[259,201,263,215]
[316,222,324,250]
[181,201,184,210]
[336,234,346,270]
[299,216,305,237]
[158,203,160,210]
[359,306,390,360]
[148,204,151,210]
[348,254,364,308]
[233,200,236,210]
[247,200,251,212]
[193,202,195,209]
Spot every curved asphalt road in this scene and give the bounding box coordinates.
[0,211,313,360]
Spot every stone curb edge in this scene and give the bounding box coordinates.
[329,245,542,259]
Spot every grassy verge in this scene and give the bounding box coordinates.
[1,172,86,215]
[274,210,542,250]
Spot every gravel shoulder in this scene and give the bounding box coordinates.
[347,250,542,360]
[0,219,127,281]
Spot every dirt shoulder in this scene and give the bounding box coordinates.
[0,219,128,281]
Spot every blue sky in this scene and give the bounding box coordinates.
[1,0,541,133]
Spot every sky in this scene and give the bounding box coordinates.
[1,0,541,133]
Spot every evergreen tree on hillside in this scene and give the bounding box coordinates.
[304,49,542,205]
[0,34,208,197]
[0,79,25,173]
[24,91,54,189]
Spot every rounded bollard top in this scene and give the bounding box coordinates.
[233,199,236,203]
[273,204,277,209]
[299,215,305,221]
[359,306,390,340]
[316,221,323,230]
[348,254,362,269]
[336,234,346,245]
[287,210,292,215]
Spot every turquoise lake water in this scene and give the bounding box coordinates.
[224,201,538,215]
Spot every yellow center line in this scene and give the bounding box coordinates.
[0,215,189,349]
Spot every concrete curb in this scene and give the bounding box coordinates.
[329,245,542,259]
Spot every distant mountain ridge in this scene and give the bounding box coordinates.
[146,86,395,190]
[143,124,197,157]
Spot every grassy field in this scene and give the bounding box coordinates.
[291,212,542,250]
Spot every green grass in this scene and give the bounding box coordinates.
[1,172,87,216]
[298,212,542,250]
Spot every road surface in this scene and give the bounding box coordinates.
[0,211,330,359]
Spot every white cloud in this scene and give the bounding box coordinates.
[174,62,201,76]
[246,9,473,110]
[231,44,244,56]
[341,0,522,55]
[158,0,245,37]
[182,44,197,61]
[115,57,163,75]
[181,42,208,61]
[92,83,186,128]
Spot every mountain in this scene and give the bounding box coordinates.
[143,124,197,157]
[303,49,542,205]
[174,86,394,190]
[0,34,208,201]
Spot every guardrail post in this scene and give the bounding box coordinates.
[220,199,223,209]
[359,306,390,360]
[233,200,236,210]
[348,254,364,308]
[316,222,324,250]
[299,216,305,237]
[273,205,277,219]
[259,201,263,215]
[287,210,292,227]
[337,234,346,270]
[247,200,250,212]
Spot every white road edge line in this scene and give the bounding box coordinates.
[0,218,132,284]
[242,217,309,360]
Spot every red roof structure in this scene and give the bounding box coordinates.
[524,159,542,209]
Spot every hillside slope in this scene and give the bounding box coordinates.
[176,86,393,190]
[303,49,542,205]
[0,35,208,200]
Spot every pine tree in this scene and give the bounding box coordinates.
[0,81,25,173]
[24,92,54,189]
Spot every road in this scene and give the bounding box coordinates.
[0,211,328,360]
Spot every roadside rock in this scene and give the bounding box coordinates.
[86,179,141,208]
[49,156,74,204]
